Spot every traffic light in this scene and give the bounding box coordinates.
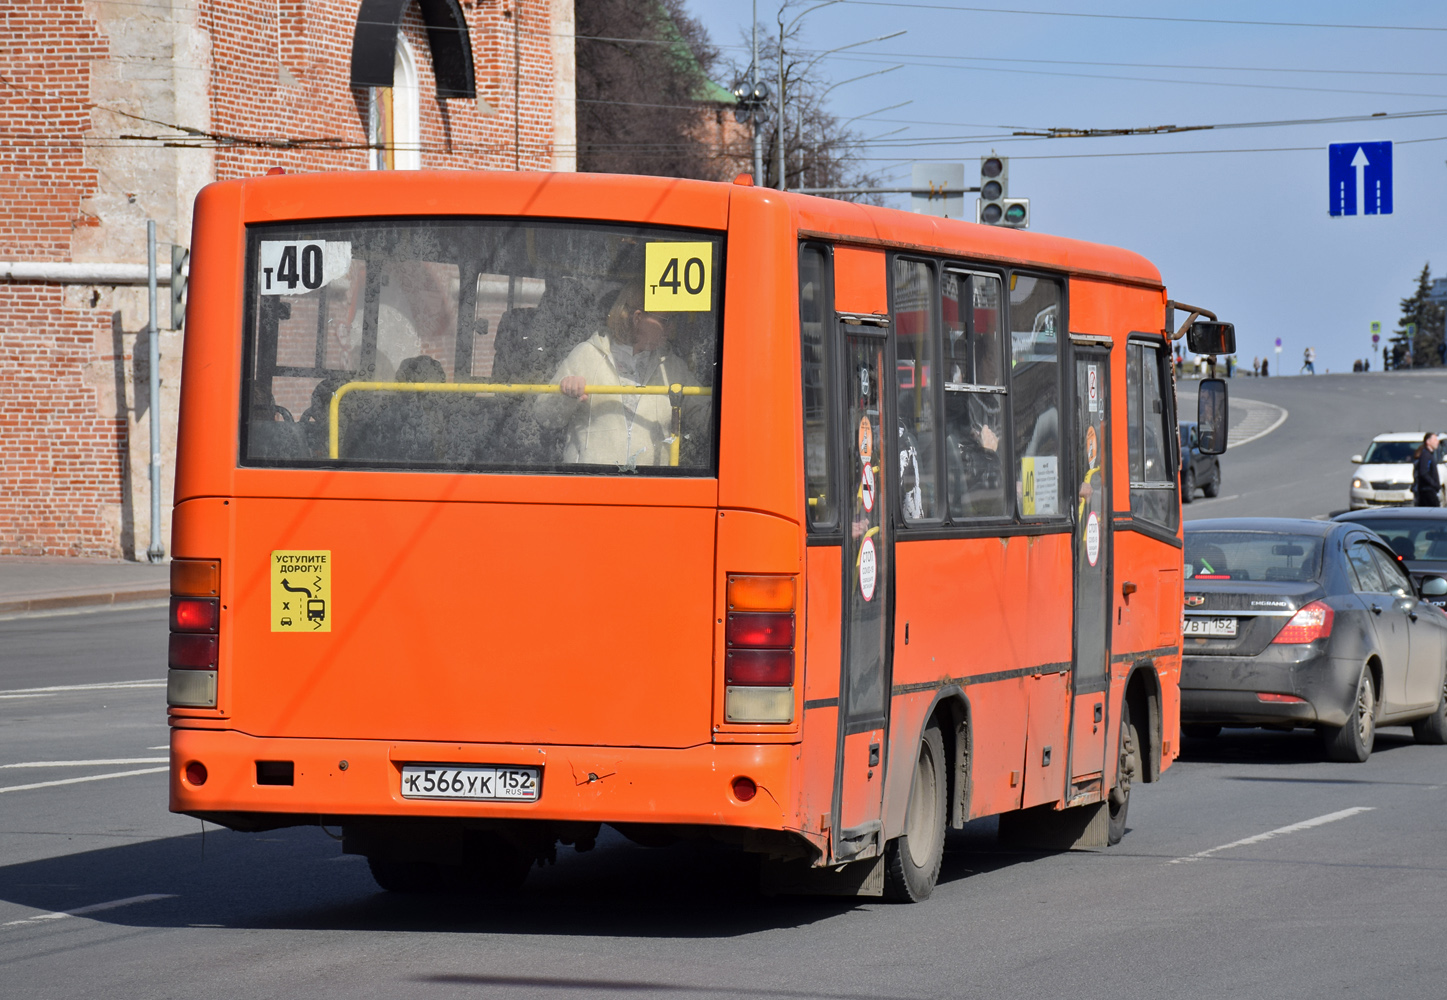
[170,244,189,330]
[977,155,1030,228]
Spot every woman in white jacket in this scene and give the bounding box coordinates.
[534,282,697,468]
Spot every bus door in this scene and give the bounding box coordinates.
[833,319,892,861]
[1068,337,1113,787]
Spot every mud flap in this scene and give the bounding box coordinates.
[997,801,1109,851]
[759,855,885,897]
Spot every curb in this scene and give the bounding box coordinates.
[0,586,170,616]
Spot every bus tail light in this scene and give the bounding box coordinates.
[724,574,796,724]
[169,558,221,709]
[1271,601,1334,644]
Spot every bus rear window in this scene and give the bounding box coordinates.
[241,219,721,475]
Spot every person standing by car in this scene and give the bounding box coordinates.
[1413,432,1442,507]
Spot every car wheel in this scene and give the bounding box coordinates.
[1202,465,1220,498]
[1321,668,1376,762]
[1183,723,1221,739]
[1183,467,1196,503]
[1108,700,1140,846]
[1410,670,1447,745]
[883,722,946,902]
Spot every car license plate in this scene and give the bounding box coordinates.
[400,764,540,801]
[1184,617,1237,637]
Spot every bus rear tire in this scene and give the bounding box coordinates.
[1108,700,1140,846]
[883,722,946,902]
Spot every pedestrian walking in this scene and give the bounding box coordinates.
[1261,357,1269,377]
[1252,355,1260,376]
[1414,432,1443,507]
[1302,346,1316,374]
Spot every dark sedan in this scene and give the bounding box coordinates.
[1179,421,1221,503]
[1333,507,1447,610]
[1182,517,1447,761]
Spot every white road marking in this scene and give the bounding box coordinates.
[0,766,169,795]
[2,893,176,927]
[1,758,168,769]
[0,599,168,623]
[0,680,164,697]
[1187,494,1240,506]
[1227,398,1289,448]
[1169,806,1374,864]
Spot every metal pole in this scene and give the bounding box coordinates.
[776,18,785,190]
[146,220,164,562]
[751,0,763,183]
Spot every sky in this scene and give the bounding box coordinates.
[680,0,1447,373]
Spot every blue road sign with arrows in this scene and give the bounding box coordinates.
[1329,142,1392,216]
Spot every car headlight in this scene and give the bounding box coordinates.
[1352,478,1367,489]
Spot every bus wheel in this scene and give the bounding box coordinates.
[366,857,454,893]
[883,722,946,902]
[1108,700,1140,846]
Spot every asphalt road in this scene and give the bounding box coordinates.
[5,373,1447,998]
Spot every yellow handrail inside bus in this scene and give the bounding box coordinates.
[326,381,711,466]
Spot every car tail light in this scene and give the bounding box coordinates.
[1258,692,1306,703]
[169,558,220,708]
[1271,600,1334,644]
[724,574,796,724]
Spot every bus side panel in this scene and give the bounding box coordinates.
[831,246,888,315]
[890,537,1026,821]
[798,546,842,845]
[1012,533,1074,807]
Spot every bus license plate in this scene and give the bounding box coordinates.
[400,764,540,801]
[1184,617,1237,638]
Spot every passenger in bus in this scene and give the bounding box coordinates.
[534,282,698,467]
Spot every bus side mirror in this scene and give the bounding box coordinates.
[1187,321,1236,356]
[1196,378,1228,455]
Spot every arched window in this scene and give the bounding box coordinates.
[369,34,421,170]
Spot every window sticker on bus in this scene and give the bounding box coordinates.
[857,415,872,462]
[1020,456,1059,515]
[644,241,712,312]
[271,550,331,632]
[859,537,877,601]
[1086,511,1101,566]
[257,241,352,296]
[861,464,875,513]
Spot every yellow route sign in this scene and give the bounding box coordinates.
[272,550,331,632]
[644,242,713,312]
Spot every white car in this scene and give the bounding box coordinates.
[1349,432,1447,509]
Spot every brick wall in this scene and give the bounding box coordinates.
[0,0,572,558]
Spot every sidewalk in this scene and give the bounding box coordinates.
[0,556,169,615]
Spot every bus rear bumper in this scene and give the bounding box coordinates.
[169,727,800,835]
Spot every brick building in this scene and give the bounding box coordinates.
[0,0,575,558]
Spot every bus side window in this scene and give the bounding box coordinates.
[1127,341,1179,527]
[892,258,939,523]
[800,245,836,528]
[1009,274,1064,517]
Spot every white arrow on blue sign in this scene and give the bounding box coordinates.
[1329,141,1392,216]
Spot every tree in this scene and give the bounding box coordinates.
[1397,262,1446,368]
[574,0,729,179]
[725,23,883,197]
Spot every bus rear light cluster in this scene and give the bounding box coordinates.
[723,574,796,724]
[168,558,221,709]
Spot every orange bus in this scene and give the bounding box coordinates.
[166,170,1227,901]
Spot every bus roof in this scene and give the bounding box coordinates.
[209,169,1161,290]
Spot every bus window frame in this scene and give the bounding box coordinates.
[883,256,1071,541]
[941,264,1012,528]
[237,215,728,478]
[1121,331,1183,547]
[801,241,842,539]
[889,254,946,529]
